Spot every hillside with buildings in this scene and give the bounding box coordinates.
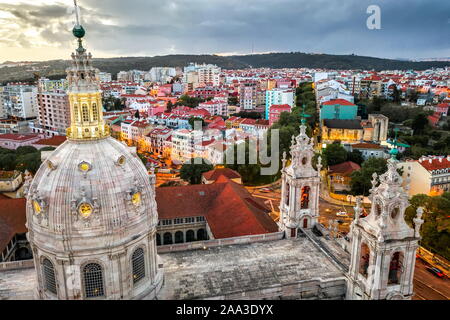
[1,52,449,84]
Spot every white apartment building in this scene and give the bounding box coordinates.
[198,97,228,116]
[98,72,112,82]
[2,83,38,119]
[399,155,450,197]
[265,88,295,120]
[239,82,258,110]
[170,129,203,162]
[147,67,177,83]
[182,63,221,91]
[35,90,70,136]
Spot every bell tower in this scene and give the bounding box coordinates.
[279,116,322,238]
[66,0,109,140]
[346,147,424,300]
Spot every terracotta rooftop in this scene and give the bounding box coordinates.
[418,157,450,171]
[155,177,278,239]
[352,143,384,150]
[328,161,361,175]
[34,135,66,146]
[0,198,27,253]
[202,168,241,182]
[322,99,356,106]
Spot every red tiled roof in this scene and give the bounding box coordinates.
[202,168,241,181]
[322,99,356,106]
[0,134,40,141]
[34,135,67,146]
[155,178,278,238]
[328,161,361,175]
[352,143,384,150]
[0,198,27,252]
[418,157,450,171]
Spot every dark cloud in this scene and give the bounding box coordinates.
[1,0,448,59]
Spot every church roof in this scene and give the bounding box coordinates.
[323,119,363,130]
[155,178,278,238]
[202,168,241,182]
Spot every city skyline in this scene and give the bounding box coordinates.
[0,0,449,63]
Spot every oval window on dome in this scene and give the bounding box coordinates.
[117,156,126,166]
[47,160,56,170]
[78,161,91,172]
[302,157,307,165]
[132,192,141,206]
[79,203,93,218]
[33,201,42,214]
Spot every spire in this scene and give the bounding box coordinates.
[65,0,109,140]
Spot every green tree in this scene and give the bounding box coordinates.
[188,117,205,129]
[0,153,16,171]
[180,158,213,184]
[350,158,388,196]
[166,100,174,112]
[323,143,348,166]
[404,193,450,260]
[347,150,364,166]
[15,152,41,173]
[16,146,38,155]
[411,113,429,135]
[391,86,401,104]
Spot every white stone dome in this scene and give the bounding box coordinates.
[26,136,162,299]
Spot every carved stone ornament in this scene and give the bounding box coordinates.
[71,187,100,228]
[30,192,49,227]
[125,178,146,215]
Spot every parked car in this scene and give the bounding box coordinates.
[336,211,348,217]
[426,267,445,278]
[260,188,271,193]
[337,219,344,224]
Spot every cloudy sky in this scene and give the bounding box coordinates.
[0,0,448,62]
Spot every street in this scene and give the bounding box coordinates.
[413,258,450,300]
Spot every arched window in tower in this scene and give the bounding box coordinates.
[285,183,290,206]
[42,258,57,295]
[81,104,89,122]
[359,243,370,277]
[388,252,404,285]
[83,263,105,298]
[131,247,146,285]
[92,103,98,121]
[300,186,310,209]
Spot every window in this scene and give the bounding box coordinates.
[196,216,205,222]
[388,252,404,285]
[359,243,370,278]
[174,218,183,225]
[300,186,310,209]
[132,248,146,285]
[92,103,98,121]
[162,219,172,226]
[74,103,79,121]
[42,258,57,295]
[83,263,104,298]
[82,104,89,122]
[185,217,195,223]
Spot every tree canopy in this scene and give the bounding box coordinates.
[350,158,388,196]
[180,158,213,184]
[404,192,450,260]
